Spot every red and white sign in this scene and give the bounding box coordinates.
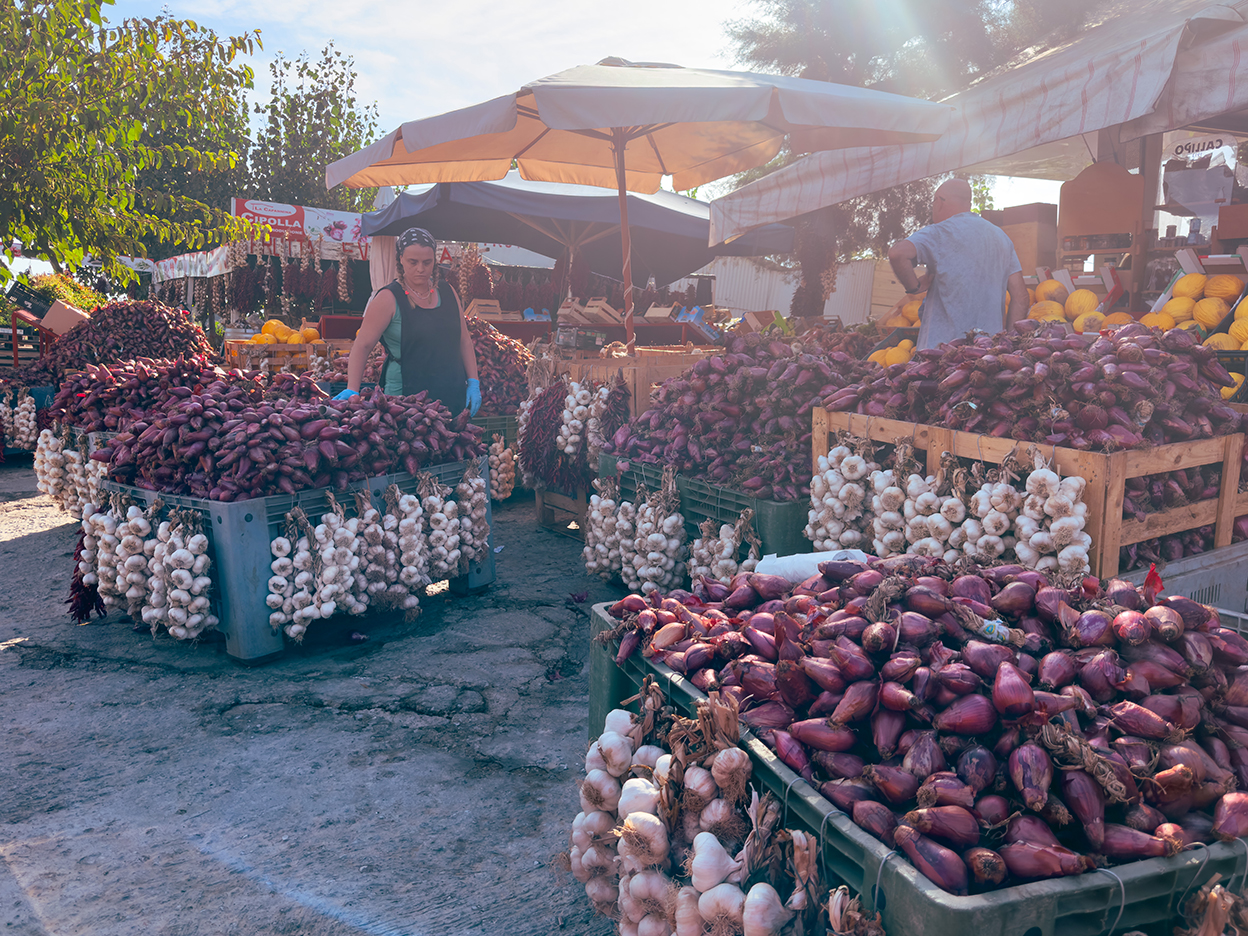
[231,198,370,257]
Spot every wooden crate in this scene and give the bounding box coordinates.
[557,348,713,417]
[224,339,314,372]
[811,408,1244,579]
[535,485,587,540]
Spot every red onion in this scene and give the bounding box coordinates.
[1144,606,1184,642]
[864,764,921,804]
[933,694,998,736]
[1101,823,1180,859]
[1106,700,1180,741]
[992,661,1035,717]
[872,708,906,759]
[950,575,992,605]
[893,824,969,895]
[954,746,997,796]
[853,800,898,845]
[1006,815,1060,847]
[1008,741,1053,812]
[812,751,865,779]
[962,847,1007,886]
[787,718,857,752]
[880,650,922,683]
[740,701,795,730]
[902,732,947,780]
[904,806,980,848]
[821,778,878,812]
[990,581,1035,617]
[1037,650,1078,689]
[917,772,976,810]
[1105,578,1141,610]
[1061,769,1106,849]
[1079,650,1125,703]
[1111,610,1150,646]
[936,663,983,695]
[961,641,1016,681]
[999,842,1091,879]
[830,680,879,724]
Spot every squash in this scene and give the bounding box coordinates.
[1235,297,1248,320]
[285,332,304,345]
[1064,288,1099,321]
[260,319,285,336]
[1028,300,1066,322]
[883,315,910,328]
[1223,372,1246,400]
[901,300,922,322]
[1162,297,1196,322]
[884,345,912,366]
[1204,332,1239,350]
[897,339,915,351]
[301,327,321,342]
[1034,279,1068,305]
[868,349,889,367]
[1193,297,1230,329]
[1229,318,1248,347]
[1140,312,1176,330]
[1172,273,1207,300]
[1102,311,1135,327]
[1204,274,1243,301]
[1073,311,1105,334]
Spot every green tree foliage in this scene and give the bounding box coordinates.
[0,0,261,281]
[246,44,379,212]
[727,0,1084,315]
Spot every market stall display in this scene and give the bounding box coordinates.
[465,316,534,416]
[595,556,1248,934]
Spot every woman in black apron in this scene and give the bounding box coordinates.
[336,227,481,415]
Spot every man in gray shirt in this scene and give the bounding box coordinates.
[887,179,1029,349]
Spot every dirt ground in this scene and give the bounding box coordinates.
[0,454,620,935]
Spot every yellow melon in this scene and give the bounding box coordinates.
[884,315,911,328]
[901,300,922,323]
[897,339,915,351]
[1162,297,1196,322]
[1140,312,1176,330]
[1172,273,1207,300]
[1035,279,1068,305]
[1073,311,1105,334]
[257,333,278,345]
[1102,311,1135,327]
[1229,318,1248,346]
[301,327,321,342]
[1064,289,1099,321]
[1178,321,1208,341]
[1194,297,1230,329]
[1236,297,1248,320]
[884,346,912,366]
[1223,372,1246,400]
[868,349,889,367]
[1204,332,1239,350]
[260,319,285,336]
[285,332,304,345]
[1204,274,1244,301]
[1028,300,1066,322]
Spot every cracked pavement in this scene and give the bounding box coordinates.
[0,456,619,935]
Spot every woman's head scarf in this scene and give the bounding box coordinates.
[396,226,436,262]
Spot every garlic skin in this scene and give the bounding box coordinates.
[742,883,794,936]
[690,831,743,891]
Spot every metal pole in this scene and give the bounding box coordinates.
[613,129,636,355]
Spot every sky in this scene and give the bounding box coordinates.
[109,0,1059,211]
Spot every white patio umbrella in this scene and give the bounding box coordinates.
[327,58,953,350]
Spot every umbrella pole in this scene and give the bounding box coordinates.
[612,130,635,355]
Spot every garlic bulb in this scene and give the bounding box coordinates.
[34,429,66,506]
[689,519,740,584]
[583,477,622,580]
[742,882,794,936]
[145,510,217,640]
[455,463,490,570]
[584,383,613,464]
[487,434,516,501]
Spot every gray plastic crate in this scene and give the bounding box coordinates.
[100,458,495,663]
[1120,539,1248,614]
[471,415,519,451]
[600,454,809,558]
[590,602,1248,936]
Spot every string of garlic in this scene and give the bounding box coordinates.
[0,389,14,440]
[11,390,36,449]
[584,383,612,465]
[455,462,490,570]
[147,509,216,640]
[556,380,592,456]
[271,508,318,640]
[34,428,66,506]
[488,434,516,501]
[515,396,537,489]
[1014,458,1091,573]
[625,469,686,595]
[312,493,368,621]
[806,441,876,552]
[419,474,462,582]
[77,503,102,591]
[689,518,741,584]
[583,477,621,580]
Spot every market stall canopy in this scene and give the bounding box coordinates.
[359,171,793,287]
[327,57,953,350]
[325,60,955,193]
[709,0,1248,245]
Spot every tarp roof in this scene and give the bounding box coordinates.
[710,0,1248,244]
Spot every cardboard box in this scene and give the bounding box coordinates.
[41,300,89,336]
[1219,204,1248,241]
[643,303,679,321]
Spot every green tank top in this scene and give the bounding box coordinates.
[379,286,442,395]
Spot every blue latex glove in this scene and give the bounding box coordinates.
[333,388,359,401]
[466,378,482,416]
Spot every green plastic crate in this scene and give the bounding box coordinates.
[589,603,1248,936]
[599,454,809,558]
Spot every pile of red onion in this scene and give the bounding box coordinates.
[7,300,218,386]
[93,385,484,502]
[826,321,1245,451]
[792,320,881,360]
[605,333,880,502]
[465,316,533,417]
[606,558,1248,894]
